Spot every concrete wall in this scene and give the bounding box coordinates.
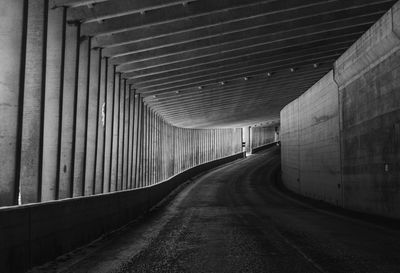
[336,3,400,218]
[281,72,342,205]
[250,124,279,153]
[281,1,400,218]
[0,152,245,273]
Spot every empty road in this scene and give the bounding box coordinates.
[31,148,400,273]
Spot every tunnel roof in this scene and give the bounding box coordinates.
[55,0,396,128]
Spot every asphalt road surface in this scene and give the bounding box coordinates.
[31,147,400,273]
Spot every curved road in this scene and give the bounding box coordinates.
[32,148,400,273]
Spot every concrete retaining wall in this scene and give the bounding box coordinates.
[0,152,244,273]
[281,72,342,205]
[336,3,400,218]
[280,1,400,218]
[250,125,278,151]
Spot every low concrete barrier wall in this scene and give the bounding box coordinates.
[280,1,400,219]
[251,141,280,154]
[0,152,245,273]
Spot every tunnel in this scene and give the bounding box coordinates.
[1,0,400,272]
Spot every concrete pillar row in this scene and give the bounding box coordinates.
[0,0,243,205]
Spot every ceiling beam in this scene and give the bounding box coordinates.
[133,55,339,95]
[68,0,200,23]
[103,10,382,58]
[81,0,334,36]
[133,46,348,90]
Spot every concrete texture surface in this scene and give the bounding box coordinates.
[281,1,400,218]
[0,0,24,206]
[335,0,400,218]
[0,152,244,273]
[20,0,46,204]
[58,23,78,200]
[298,72,341,206]
[281,99,300,194]
[28,148,400,273]
[250,124,277,151]
[41,5,64,201]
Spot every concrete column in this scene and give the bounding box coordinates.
[41,5,64,201]
[146,107,151,186]
[84,46,100,196]
[177,128,181,173]
[132,93,140,188]
[116,78,124,190]
[155,113,158,183]
[94,55,106,194]
[123,82,129,189]
[102,61,114,193]
[121,80,128,190]
[19,0,45,204]
[149,108,153,184]
[144,106,149,186]
[140,105,145,187]
[72,36,89,197]
[0,0,25,206]
[126,86,133,189]
[147,109,152,185]
[110,72,120,192]
[156,114,160,182]
[58,20,78,199]
[137,99,144,188]
[139,103,146,187]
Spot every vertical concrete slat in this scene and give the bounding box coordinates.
[71,36,89,197]
[19,0,45,204]
[126,85,133,189]
[84,44,99,196]
[111,72,120,191]
[55,7,67,200]
[58,19,78,199]
[139,102,145,187]
[115,75,123,191]
[143,105,148,187]
[94,54,105,194]
[121,80,127,190]
[41,5,64,201]
[132,93,140,188]
[103,60,113,193]
[140,105,145,187]
[148,110,152,185]
[137,99,144,188]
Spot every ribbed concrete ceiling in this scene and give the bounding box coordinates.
[55,0,396,128]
